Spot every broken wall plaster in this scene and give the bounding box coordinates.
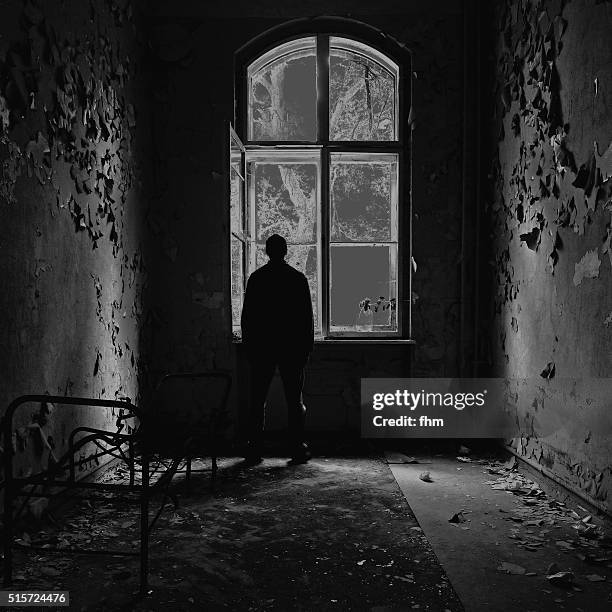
[485,0,612,512]
[0,0,153,489]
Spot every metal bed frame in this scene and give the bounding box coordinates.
[1,370,232,595]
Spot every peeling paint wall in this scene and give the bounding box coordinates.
[484,0,612,511]
[146,0,466,433]
[0,0,151,483]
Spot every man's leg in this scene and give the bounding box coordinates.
[278,363,309,462]
[247,361,276,460]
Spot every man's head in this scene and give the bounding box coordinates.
[265,234,287,261]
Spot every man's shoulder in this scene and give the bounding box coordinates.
[284,263,307,279]
[249,264,273,281]
[249,266,265,278]
[248,262,308,288]
[281,264,309,287]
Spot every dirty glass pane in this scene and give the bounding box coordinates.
[230,165,244,236]
[329,244,397,332]
[248,37,317,141]
[250,156,320,333]
[330,155,397,242]
[230,128,245,237]
[231,238,244,332]
[330,38,397,141]
[253,162,318,244]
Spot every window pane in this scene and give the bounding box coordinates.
[230,129,245,237]
[253,162,318,244]
[330,154,397,242]
[330,244,397,332]
[248,37,317,141]
[230,165,244,236]
[330,38,398,141]
[231,238,245,332]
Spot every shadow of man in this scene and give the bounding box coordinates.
[241,234,314,465]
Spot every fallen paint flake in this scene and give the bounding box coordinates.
[547,571,574,586]
[492,480,523,492]
[498,562,526,575]
[573,250,601,286]
[385,451,419,464]
[448,512,466,524]
[585,574,605,582]
[504,456,518,470]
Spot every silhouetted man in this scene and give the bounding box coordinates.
[241,234,314,465]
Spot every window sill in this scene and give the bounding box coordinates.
[232,338,416,345]
[315,339,416,345]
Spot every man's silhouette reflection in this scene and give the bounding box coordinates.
[241,234,314,465]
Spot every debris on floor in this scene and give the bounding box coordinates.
[498,561,526,575]
[8,456,463,611]
[472,451,612,601]
[384,451,420,464]
[546,570,575,586]
[389,448,612,611]
[448,511,467,524]
[479,454,612,560]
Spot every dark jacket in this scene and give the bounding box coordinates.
[241,260,314,364]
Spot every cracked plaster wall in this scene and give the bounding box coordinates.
[0,0,151,486]
[484,0,612,511]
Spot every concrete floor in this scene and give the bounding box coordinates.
[388,453,612,612]
[11,456,462,611]
[10,452,611,611]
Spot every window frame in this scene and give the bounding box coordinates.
[229,125,248,337]
[234,21,412,340]
[328,151,399,336]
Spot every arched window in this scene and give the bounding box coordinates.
[231,27,410,339]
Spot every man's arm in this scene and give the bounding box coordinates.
[241,275,254,351]
[302,274,314,357]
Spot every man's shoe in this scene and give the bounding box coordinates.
[242,454,263,466]
[288,444,311,466]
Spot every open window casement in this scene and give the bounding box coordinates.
[233,33,409,339]
[229,124,247,338]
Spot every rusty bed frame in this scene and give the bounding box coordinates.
[1,371,232,595]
